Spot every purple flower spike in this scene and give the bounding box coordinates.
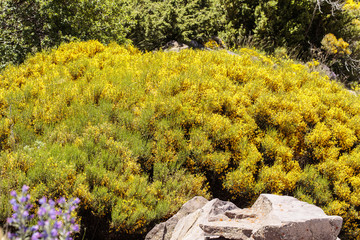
[30,225,39,231]
[10,198,17,205]
[31,232,41,240]
[49,199,55,207]
[12,203,19,211]
[42,232,48,238]
[72,224,79,232]
[70,205,77,211]
[25,203,33,210]
[38,220,45,227]
[54,221,63,229]
[38,207,46,216]
[20,196,28,203]
[22,185,30,193]
[49,208,58,220]
[8,186,81,240]
[22,211,29,218]
[58,197,66,204]
[50,229,58,237]
[39,197,47,205]
[73,198,80,205]
[7,232,15,239]
[10,190,17,197]
[64,214,71,222]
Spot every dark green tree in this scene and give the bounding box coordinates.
[127,0,226,50]
[0,0,132,69]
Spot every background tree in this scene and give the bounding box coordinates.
[127,0,225,50]
[0,0,44,68]
[0,0,132,69]
[218,0,359,83]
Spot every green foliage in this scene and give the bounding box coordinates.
[127,0,225,50]
[318,1,360,83]
[219,0,351,57]
[295,165,333,206]
[0,0,132,69]
[1,41,360,238]
[219,0,360,83]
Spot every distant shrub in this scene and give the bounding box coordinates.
[1,41,360,239]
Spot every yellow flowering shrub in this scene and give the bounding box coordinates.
[345,0,360,11]
[321,33,352,55]
[1,40,360,238]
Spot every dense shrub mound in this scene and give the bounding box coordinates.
[1,41,360,239]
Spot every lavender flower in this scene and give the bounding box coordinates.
[31,232,42,240]
[7,185,81,240]
[57,198,80,240]
[34,196,80,240]
[7,185,34,240]
[22,185,30,193]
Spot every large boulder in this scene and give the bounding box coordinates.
[145,194,343,240]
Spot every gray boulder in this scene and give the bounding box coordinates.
[145,194,343,240]
[162,41,189,52]
[145,196,208,240]
[170,198,238,240]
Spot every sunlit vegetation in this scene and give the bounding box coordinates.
[1,41,360,239]
[1,0,360,83]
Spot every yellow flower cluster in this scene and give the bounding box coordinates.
[321,33,352,55]
[344,0,360,13]
[204,39,222,49]
[306,59,320,69]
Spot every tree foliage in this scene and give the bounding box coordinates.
[0,0,132,69]
[124,0,225,50]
